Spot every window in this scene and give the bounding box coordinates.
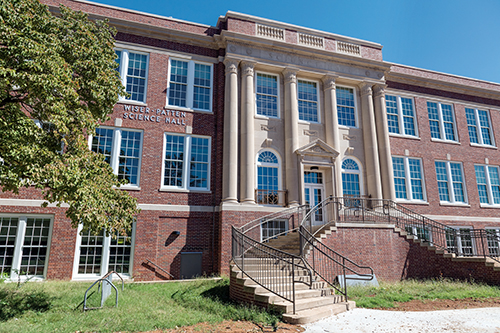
[446,227,474,256]
[435,161,467,204]
[466,108,494,146]
[256,150,283,205]
[298,80,319,122]
[73,225,134,278]
[474,165,500,205]
[261,220,288,242]
[115,49,149,103]
[162,133,211,191]
[392,156,425,201]
[427,102,457,141]
[385,95,417,136]
[167,59,213,112]
[337,87,356,127]
[485,228,500,257]
[0,215,52,279]
[341,158,361,197]
[256,73,279,118]
[91,127,143,187]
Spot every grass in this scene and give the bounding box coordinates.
[349,278,500,309]
[0,277,280,333]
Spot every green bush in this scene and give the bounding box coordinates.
[0,288,52,321]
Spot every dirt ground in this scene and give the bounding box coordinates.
[144,297,500,333]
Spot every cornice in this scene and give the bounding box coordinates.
[221,11,383,49]
[386,72,500,101]
[220,31,391,73]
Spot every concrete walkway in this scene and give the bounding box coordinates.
[302,307,500,333]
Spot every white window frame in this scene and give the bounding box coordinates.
[260,219,288,242]
[255,72,281,119]
[385,94,418,138]
[465,107,495,147]
[255,149,283,191]
[160,133,212,192]
[340,157,364,197]
[427,101,458,143]
[116,48,149,104]
[336,86,358,128]
[435,160,468,205]
[446,226,475,256]
[474,164,500,207]
[89,127,144,189]
[297,79,320,123]
[166,58,213,112]
[72,224,136,280]
[0,214,53,281]
[392,156,427,203]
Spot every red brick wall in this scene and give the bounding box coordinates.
[321,226,500,284]
[388,82,500,226]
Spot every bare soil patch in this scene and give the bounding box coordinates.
[143,298,500,332]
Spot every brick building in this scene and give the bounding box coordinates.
[2,0,500,283]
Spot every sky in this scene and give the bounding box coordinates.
[87,0,500,84]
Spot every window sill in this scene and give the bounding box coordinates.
[389,134,420,140]
[470,143,497,149]
[480,203,500,209]
[439,202,470,207]
[114,185,141,191]
[117,100,147,106]
[165,105,213,114]
[338,125,358,130]
[431,138,460,145]
[158,188,211,193]
[255,114,280,120]
[298,120,320,125]
[395,200,429,205]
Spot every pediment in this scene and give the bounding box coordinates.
[295,139,339,158]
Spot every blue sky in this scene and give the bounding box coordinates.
[88,0,500,83]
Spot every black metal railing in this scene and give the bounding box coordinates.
[255,189,288,206]
[232,226,313,314]
[299,225,374,302]
[323,196,500,264]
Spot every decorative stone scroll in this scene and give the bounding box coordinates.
[223,58,239,74]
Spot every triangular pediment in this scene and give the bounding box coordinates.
[295,139,339,158]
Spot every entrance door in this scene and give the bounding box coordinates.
[304,171,325,226]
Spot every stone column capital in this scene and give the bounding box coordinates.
[373,84,387,98]
[322,74,338,91]
[224,58,239,74]
[241,61,256,77]
[359,82,373,97]
[282,68,298,84]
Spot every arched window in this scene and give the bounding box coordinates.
[342,158,361,197]
[256,150,281,205]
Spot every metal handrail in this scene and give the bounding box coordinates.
[83,271,124,311]
[146,259,175,279]
[232,226,313,314]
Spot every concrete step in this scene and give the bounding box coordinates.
[282,301,355,325]
[236,274,314,287]
[271,294,346,313]
[243,282,312,294]
[231,269,312,279]
[254,287,336,303]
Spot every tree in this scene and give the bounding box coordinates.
[0,0,140,235]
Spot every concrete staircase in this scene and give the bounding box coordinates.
[394,227,500,272]
[230,259,354,324]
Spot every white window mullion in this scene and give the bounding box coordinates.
[101,235,111,275]
[403,157,412,199]
[10,216,26,279]
[437,104,445,140]
[474,110,483,145]
[183,135,192,189]
[120,50,129,90]
[187,61,195,109]
[485,166,494,205]
[396,96,404,135]
[110,128,122,174]
[445,163,455,203]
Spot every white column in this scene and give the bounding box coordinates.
[283,68,300,206]
[360,82,383,200]
[240,61,256,204]
[322,75,342,197]
[222,58,239,203]
[373,85,396,200]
